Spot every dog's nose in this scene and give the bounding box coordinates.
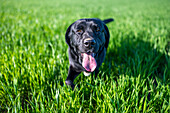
[84,38,96,48]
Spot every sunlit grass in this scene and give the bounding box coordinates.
[0,0,169,112]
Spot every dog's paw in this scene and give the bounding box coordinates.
[65,80,75,90]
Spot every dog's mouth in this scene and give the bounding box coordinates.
[81,52,97,72]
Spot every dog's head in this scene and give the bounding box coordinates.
[65,18,111,72]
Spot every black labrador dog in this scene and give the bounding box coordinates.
[65,18,113,90]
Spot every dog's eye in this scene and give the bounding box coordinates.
[77,29,83,33]
[93,26,100,32]
[96,28,100,32]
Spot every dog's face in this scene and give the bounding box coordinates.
[65,18,110,72]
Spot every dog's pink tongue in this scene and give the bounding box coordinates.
[82,53,97,72]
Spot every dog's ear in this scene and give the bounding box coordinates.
[103,24,110,49]
[65,23,74,47]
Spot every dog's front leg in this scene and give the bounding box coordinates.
[65,65,81,90]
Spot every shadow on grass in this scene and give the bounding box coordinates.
[105,37,169,83]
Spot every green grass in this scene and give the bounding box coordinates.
[0,0,170,112]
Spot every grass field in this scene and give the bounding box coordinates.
[0,0,170,112]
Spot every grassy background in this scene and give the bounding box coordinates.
[0,0,169,112]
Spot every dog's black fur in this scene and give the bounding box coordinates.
[65,18,113,90]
